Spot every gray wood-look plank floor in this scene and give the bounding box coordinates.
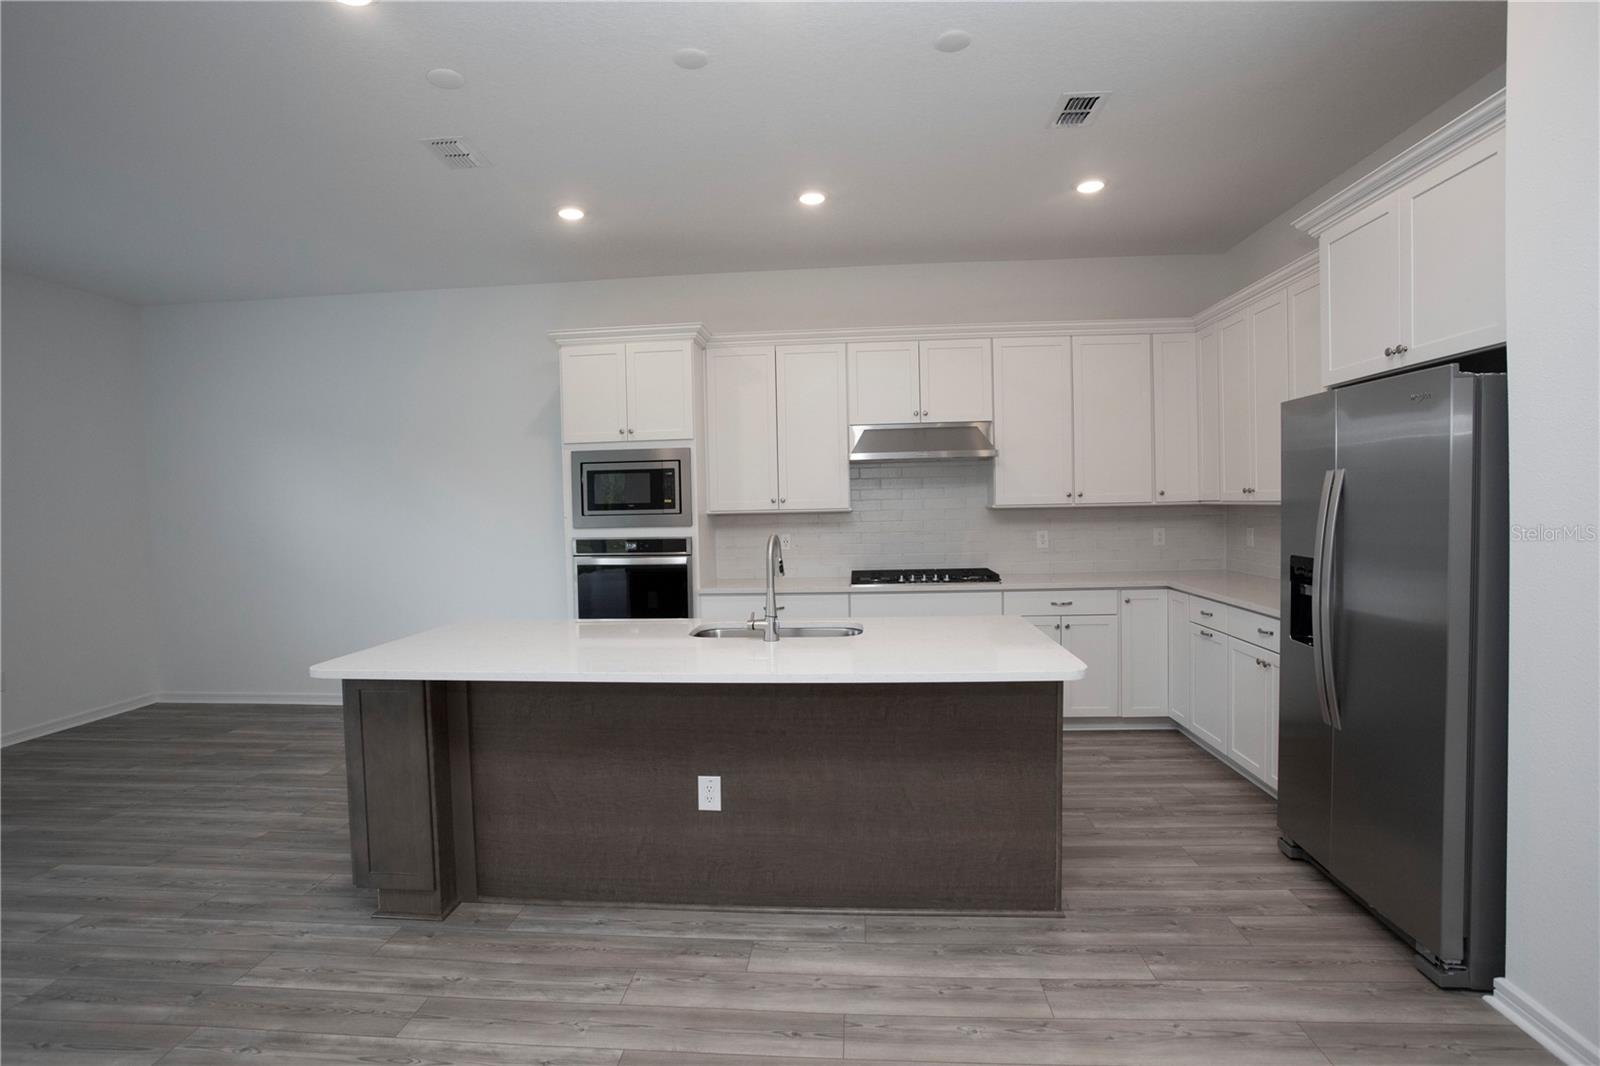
[2,704,1551,1065]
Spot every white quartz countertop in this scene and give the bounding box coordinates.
[699,569,1280,616]
[310,616,1087,685]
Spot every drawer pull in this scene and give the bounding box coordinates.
[1257,627,1274,637]
[1199,609,1214,617]
[1199,629,1215,638]
[1050,601,1073,607]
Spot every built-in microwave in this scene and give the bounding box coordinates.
[571,447,691,529]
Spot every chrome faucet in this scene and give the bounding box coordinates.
[762,533,785,642]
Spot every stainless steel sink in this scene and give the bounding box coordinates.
[690,623,863,639]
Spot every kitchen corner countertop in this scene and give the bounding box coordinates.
[698,569,1281,616]
[310,616,1087,685]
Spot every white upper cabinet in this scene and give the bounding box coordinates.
[919,339,993,422]
[624,341,696,441]
[704,345,780,512]
[1247,292,1288,501]
[1321,198,1402,387]
[1071,335,1153,505]
[1153,333,1199,503]
[560,343,630,443]
[847,341,921,424]
[704,344,848,513]
[1286,274,1322,400]
[1119,589,1168,718]
[847,339,993,425]
[1298,98,1505,387]
[561,338,696,444]
[1398,128,1506,366]
[991,337,1072,507]
[1218,313,1253,502]
[1196,326,1222,501]
[775,344,850,511]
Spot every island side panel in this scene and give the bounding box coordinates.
[340,679,459,919]
[466,680,1062,912]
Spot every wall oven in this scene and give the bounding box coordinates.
[571,447,690,529]
[573,537,693,620]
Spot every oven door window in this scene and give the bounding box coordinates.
[584,467,677,515]
[575,563,691,619]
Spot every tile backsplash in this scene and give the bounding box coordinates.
[1225,507,1282,577]
[709,461,1276,582]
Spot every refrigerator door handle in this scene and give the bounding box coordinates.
[1318,467,1347,731]
[1311,470,1336,727]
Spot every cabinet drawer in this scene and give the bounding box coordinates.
[697,592,850,621]
[1188,596,1226,626]
[849,591,1002,617]
[1229,606,1280,651]
[1003,589,1119,617]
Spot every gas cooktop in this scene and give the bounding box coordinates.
[850,567,1001,587]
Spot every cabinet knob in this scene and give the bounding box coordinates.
[913,410,920,417]
[1063,623,1071,629]
[1054,622,1061,630]
[1394,344,1409,356]
[779,497,786,504]
[619,428,627,435]
[1124,598,1132,604]
[1158,489,1165,497]
[921,409,930,417]
[1076,491,1084,498]
[1384,346,1396,357]
[770,498,777,504]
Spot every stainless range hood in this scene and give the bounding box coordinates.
[848,421,997,463]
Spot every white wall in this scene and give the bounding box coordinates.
[1495,4,1600,1063]
[2,272,161,742]
[139,254,1221,699]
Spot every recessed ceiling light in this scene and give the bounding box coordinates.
[934,30,972,53]
[1075,178,1106,195]
[557,206,586,222]
[673,48,709,70]
[335,0,373,7]
[797,190,826,207]
[425,68,465,90]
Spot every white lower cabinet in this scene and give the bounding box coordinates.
[1189,623,1230,750]
[1227,638,1279,789]
[1060,615,1119,718]
[1118,589,1168,717]
[697,592,850,620]
[1166,592,1191,726]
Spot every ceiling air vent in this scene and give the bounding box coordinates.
[422,137,491,170]
[1051,92,1108,129]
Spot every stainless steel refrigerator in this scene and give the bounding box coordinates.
[1278,361,1507,990]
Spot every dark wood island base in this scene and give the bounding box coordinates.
[343,679,1063,919]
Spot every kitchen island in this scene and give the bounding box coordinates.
[311,616,1085,919]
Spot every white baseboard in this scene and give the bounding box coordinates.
[156,691,342,707]
[1488,978,1600,1066]
[2,689,343,747]
[1,691,162,747]
[1062,718,1178,732]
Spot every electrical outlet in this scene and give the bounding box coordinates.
[698,775,721,812]
[1153,527,1166,547]
[1035,530,1049,550]
[779,533,793,551]
[1246,527,1256,548]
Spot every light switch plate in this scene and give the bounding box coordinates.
[1035,530,1049,550]
[1153,527,1166,547]
[698,775,721,811]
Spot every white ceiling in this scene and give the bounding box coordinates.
[2,1,1505,305]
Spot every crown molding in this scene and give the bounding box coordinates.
[1293,89,1506,237]
[1192,251,1319,329]
[705,318,1194,349]
[549,323,711,346]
